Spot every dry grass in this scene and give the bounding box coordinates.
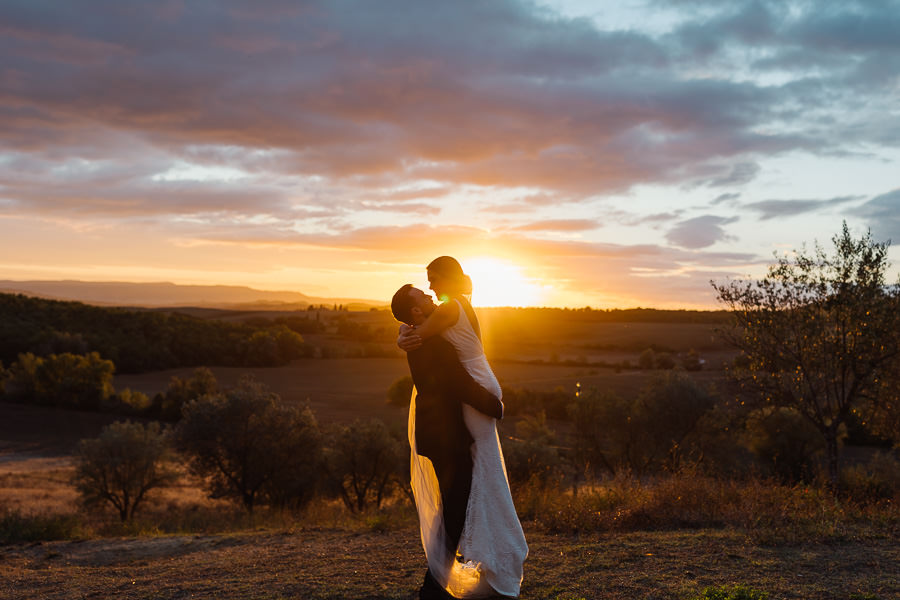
[514,473,899,545]
[2,525,897,599]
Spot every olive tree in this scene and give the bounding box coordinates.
[175,377,322,513]
[74,421,177,521]
[713,223,900,489]
[324,418,405,512]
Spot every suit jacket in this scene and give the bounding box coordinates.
[407,335,503,462]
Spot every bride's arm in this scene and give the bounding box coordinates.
[411,300,459,341]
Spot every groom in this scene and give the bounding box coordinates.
[391,284,503,598]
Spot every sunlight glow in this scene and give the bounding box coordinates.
[464,257,545,307]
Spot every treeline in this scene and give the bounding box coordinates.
[480,306,733,324]
[0,293,314,372]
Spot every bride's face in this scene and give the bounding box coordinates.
[427,269,450,302]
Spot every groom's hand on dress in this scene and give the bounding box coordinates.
[397,325,423,352]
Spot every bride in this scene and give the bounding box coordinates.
[399,256,528,599]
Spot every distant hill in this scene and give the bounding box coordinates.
[0,280,384,310]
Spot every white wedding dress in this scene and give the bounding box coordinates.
[408,300,528,598]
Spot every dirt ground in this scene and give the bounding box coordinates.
[2,526,897,600]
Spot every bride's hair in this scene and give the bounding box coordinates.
[427,256,473,296]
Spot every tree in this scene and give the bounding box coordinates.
[175,377,322,513]
[745,407,824,482]
[386,375,414,407]
[324,419,405,512]
[153,367,219,421]
[5,352,115,409]
[570,373,719,476]
[713,223,900,489]
[74,421,177,521]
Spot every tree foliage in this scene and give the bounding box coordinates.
[0,293,311,373]
[175,377,322,513]
[152,367,219,421]
[713,223,900,488]
[323,419,405,512]
[74,421,177,521]
[570,372,718,476]
[3,352,115,410]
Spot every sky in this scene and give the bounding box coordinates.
[1,0,899,308]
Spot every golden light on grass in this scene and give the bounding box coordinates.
[463,257,545,307]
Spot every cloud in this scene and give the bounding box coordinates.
[705,162,761,188]
[853,188,900,241]
[2,0,896,209]
[666,215,739,249]
[712,192,741,205]
[511,219,600,232]
[744,195,863,220]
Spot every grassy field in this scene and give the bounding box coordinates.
[9,312,896,600]
[2,525,897,599]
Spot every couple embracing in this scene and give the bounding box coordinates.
[391,257,528,600]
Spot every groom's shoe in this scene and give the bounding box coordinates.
[419,569,455,600]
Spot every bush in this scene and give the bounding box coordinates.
[0,509,84,543]
[570,373,718,476]
[324,418,405,512]
[638,348,656,369]
[386,375,414,407]
[746,407,824,483]
[74,420,177,521]
[501,411,563,485]
[152,367,219,421]
[840,452,900,502]
[682,349,703,371]
[176,377,323,513]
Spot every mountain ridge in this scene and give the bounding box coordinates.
[0,280,385,310]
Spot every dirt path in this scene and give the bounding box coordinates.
[2,527,897,599]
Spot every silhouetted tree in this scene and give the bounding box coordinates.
[74,421,177,521]
[324,419,404,512]
[713,223,900,489]
[175,377,321,513]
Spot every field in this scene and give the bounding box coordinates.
[2,525,898,599]
[2,311,897,599]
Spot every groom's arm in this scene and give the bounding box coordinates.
[431,338,504,420]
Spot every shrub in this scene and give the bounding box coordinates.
[682,349,703,371]
[152,367,219,421]
[655,352,676,370]
[638,348,656,369]
[570,373,718,476]
[501,411,563,485]
[746,407,824,483]
[74,420,177,521]
[840,452,900,502]
[386,375,414,407]
[324,418,405,512]
[0,509,84,543]
[176,377,323,513]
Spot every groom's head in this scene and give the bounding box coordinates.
[391,284,436,325]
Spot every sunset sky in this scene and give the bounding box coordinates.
[1,0,898,308]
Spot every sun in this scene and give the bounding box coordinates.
[462,257,544,307]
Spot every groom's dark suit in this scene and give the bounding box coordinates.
[407,335,503,555]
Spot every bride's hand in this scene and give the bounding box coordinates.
[397,325,422,352]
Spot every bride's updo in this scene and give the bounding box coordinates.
[427,256,473,297]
